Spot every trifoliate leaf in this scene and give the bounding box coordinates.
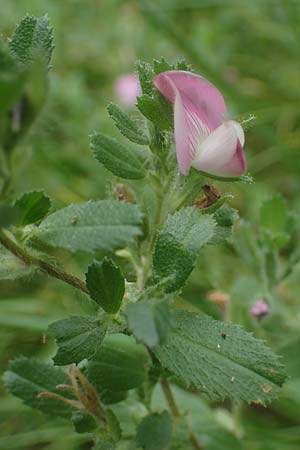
[135,411,172,450]
[35,200,143,253]
[125,298,173,348]
[48,315,107,365]
[86,258,125,313]
[9,15,54,67]
[107,102,149,145]
[153,208,216,291]
[90,132,146,179]
[3,357,73,418]
[154,310,286,404]
[15,190,51,226]
[87,334,150,393]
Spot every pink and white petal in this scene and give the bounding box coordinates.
[153,70,227,131]
[230,120,245,146]
[164,75,209,175]
[192,121,246,176]
[192,122,237,170]
[221,139,247,176]
[173,83,191,175]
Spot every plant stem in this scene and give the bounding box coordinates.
[160,378,203,450]
[186,423,203,450]
[0,228,89,295]
[160,378,180,417]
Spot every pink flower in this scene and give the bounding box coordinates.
[153,71,246,177]
[251,299,269,318]
[114,74,141,107]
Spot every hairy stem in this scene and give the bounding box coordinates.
[0,228,89,294]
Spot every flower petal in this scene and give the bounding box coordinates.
[192,120,246,177]
[231,120,245,146]
[153,70,227,131]
[174,86,210,174]
[154,73,210,174]
[173,82,191,175]
[221,139,247,176]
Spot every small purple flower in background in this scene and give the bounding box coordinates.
[251,299,269,319]
[114,73,141,107]
[153,70,247,177]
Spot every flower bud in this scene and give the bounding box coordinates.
[251,299,269,318]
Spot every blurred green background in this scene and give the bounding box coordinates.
[1,0,300,449]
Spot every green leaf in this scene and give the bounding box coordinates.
[154,311,286,403]
[135,411,172,450]
[3,357,73,418]
[90,132,146,179]
[260,194,287,235]
[15,190,51,226]
[135,60,154,96]
[0,16,53,151]
[107,102,149,145]
[212,205,238,244]
[35,200,143,253]
[86,258,125,313]
[153,57,173,75]
[126,298,173,348]
[9,15,54,67]
[174,60,193,71]
[71,411,97,434]
[153,208,216,291]
[101,389,127,405]
[137,94,172,130]
[48,315,107,365]
[87,333,150,393]
[0,249,35,280]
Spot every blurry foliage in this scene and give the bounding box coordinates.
[1,0,300,449]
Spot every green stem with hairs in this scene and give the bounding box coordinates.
[0,228,89,294]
